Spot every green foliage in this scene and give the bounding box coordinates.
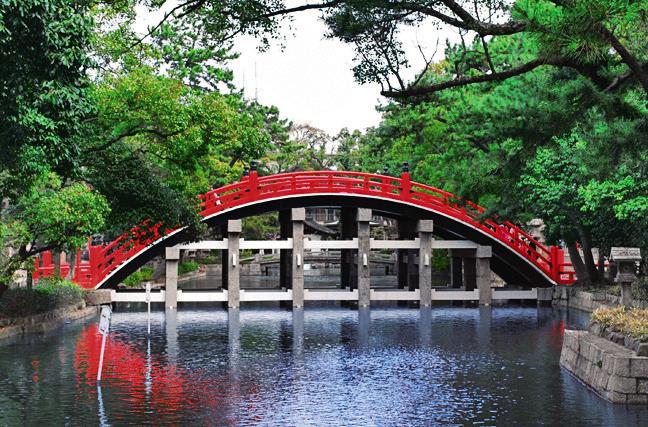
[632,277,648,302]
[0,0,95,199]
[18,173,110,250]
[591,306,648,342]
[178,261,199,276]
[195,251,220,265]
[122,267,154,287]
[0,277,83,318]
[431,249,450,272]
[243,213,278,240]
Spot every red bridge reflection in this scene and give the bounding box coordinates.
[73,324,261,423]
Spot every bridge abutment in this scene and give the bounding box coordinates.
[226,220,242,309]
[165,247,180,309]
[450,256,463,289]
[340,207,357,291]
[449,246,493,306]
[418,220,434,307]
[357,208,372,308]
[291,208,305,309]
[476,246,492,306]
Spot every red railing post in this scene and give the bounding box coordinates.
[550,246,560,282]
[249,161,258,198]
[33,257,40,281]
[400,161,411,200]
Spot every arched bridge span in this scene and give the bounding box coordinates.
[34,170,575,289]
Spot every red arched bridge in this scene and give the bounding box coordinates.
[34,169,576,289]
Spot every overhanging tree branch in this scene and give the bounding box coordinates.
[381,56,608,98]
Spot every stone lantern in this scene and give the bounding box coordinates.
[610,247,641,306]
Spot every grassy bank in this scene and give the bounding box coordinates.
[591,306,648,342]
[123,261,201,287]
[0,277,84,318]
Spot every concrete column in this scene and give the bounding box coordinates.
[418,220,433,307]
[340,207,357,290]
[227,220,241,309]
[464,257,477,292]
[220,224,228,289]
[165,247,180,309]
[396,250,407,289]
[279,210,292,289]
[450,256,463,288]
[291,208,305,308]
[407,250,418,291]
[476,246,492,306]
[397,218,416,289]
[357,208,371,307]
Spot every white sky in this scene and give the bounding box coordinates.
[137,3,460,135]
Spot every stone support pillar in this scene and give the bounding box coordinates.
[464,257,477,292]
[357,208,371,307]
[165,247,180,309]
[450,256,463,289]
[291,208,305,308]
[220,224,228,290]
[397,219,416,289]
[279,210,292,289]
[340,207,357,290]
[476,246,492,306]
[418,220,434,307]
[227,220,241,309]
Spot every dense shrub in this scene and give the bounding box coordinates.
[178,261,199,275]
[591,306,648,342]
[632,276,648,301]
[0,277,84,318]
[123,266,154,287]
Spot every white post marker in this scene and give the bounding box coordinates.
[97,305,112,384]
[146,282,151,335]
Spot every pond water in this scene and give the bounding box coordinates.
[1,305,647,425]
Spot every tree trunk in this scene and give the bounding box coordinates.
[18,244,32,290]
[576,225,599,286]
[53,251,62,279]
[26,269,33,291]
[66,250,77,281]
[566,239,590,287]
[597,250,606,284]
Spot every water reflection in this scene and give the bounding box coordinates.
[1,306,647,425]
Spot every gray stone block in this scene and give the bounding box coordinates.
[631,358,648,377]
[85,290,112,306]
[613,357,631,377]
[637,379,648,394]
[608,375,637,394]
[637,344,648,357]
[605,390,628,404]
[626,394,648,405]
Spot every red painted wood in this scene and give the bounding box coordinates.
[34,170,575,288]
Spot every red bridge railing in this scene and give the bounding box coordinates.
[34,169,577,288]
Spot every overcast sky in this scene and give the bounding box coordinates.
[138,3,459,135]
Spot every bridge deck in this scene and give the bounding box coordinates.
[111,288,545,303]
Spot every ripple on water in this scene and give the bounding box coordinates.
[0,306,647,425]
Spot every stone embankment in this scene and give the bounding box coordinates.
[561,330,648,404]
[557,286,648,404]
[552,286,648,312]
[0,301,97,342]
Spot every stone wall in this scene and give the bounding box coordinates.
[552,287,648,312]
[561,330,648,404]
[0,303,97,342]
